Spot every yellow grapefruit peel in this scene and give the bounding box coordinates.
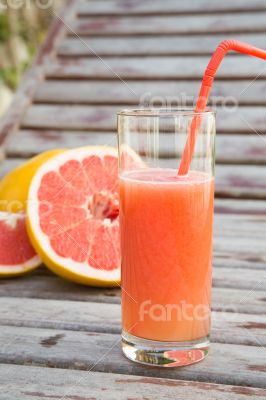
[0,149,65,213]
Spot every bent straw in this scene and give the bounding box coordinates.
[178,40,266,175]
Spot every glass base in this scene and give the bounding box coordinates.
[122,330,209,367]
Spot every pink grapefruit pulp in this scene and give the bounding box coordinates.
[0,212,41,277]
[27,146,143,286]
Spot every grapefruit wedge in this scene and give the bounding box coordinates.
[27,146,143,287]
[0,212,41,277]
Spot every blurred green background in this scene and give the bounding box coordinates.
[0,0,62,116]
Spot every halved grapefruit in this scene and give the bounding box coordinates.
[27,146,143,287]
[0,212,41,277]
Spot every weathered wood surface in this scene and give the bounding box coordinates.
[46,56,266,79]
[70,13,266,36]
[1,257,265,293]
[214,165,266,199]
[215,199,266,215]
[0,0,266,395]
[5,130,266,166]
[34,80,266,106]
[2,365,266,400]
[213,267,266,291]
[0,67,44,160]
[0,325,265,388]
[20,104,266,134]
[78,0,266,16]
[1,272,265,315]
[0,272,122,303]
[0,297,266,347]
[58,34,266,56]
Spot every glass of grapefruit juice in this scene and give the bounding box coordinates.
[118,108,215,367]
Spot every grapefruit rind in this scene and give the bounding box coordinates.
[0,149,65,213]
[0,212,42,277]
[27,146,121,287]
[0,255,41,277]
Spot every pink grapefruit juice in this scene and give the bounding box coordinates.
[120,168,214,342]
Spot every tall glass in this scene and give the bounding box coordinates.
[117,109,215,367]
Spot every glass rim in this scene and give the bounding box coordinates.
[117,107,216,117]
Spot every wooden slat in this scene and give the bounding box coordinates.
[214,135,266,165]
[4,263,266,292]
[58,34,266,56]
[78,0,266,16]
[2,365,266,400]
[5,130,266,166]
[0,67,43,160]
[0,272,265,315]
[215,198,266,215]
[5,130,119,157]
[215,165,266,199]
[213,287,266,315]
[34,80,266,106]
[215,214,266,251]
[1,297,266,347]
[21,104,266,134]
[214,212,266,269]
[215,261,266,276]
[213,267,266,291]
[70,13,266,36]
[0,325,265,387]
[0,272,121,303]
[46,56,266,79]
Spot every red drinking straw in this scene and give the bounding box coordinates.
[178,40,266,176]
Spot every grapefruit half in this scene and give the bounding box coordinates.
[27,146,142,287]
[0,212,41,277]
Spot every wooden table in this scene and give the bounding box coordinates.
[0,1,266,398]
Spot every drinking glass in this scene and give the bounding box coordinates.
[117,108,215,367]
